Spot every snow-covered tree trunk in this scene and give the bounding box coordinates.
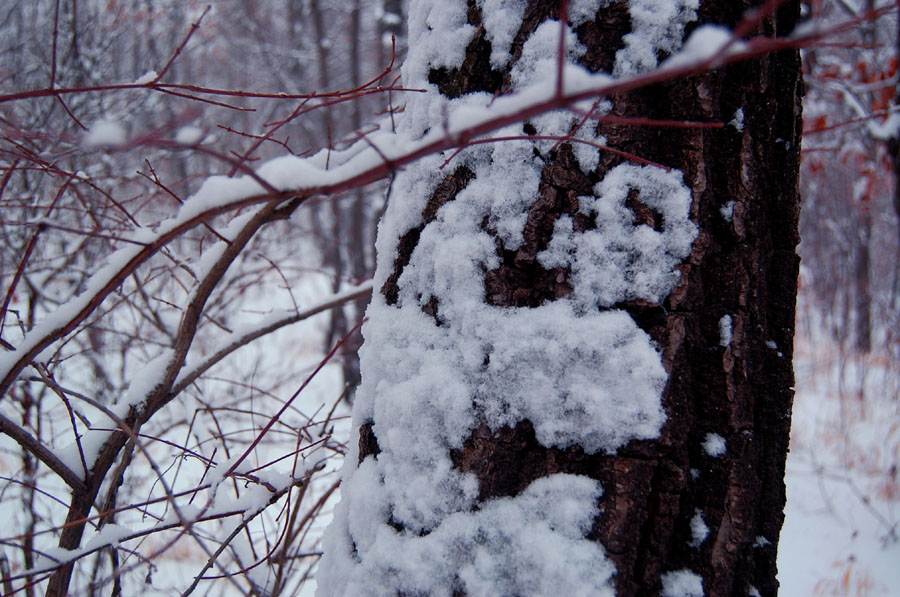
[317,1,802,595]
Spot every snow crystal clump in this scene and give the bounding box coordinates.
[729,108,745,131]
[478,0,528,68]
[662,24,745,71]
[615,0,699,76]
[400,0,475,137]
[318,474,615,597]
[508,20,586,91]
[539,164,697,310]
[476,304,667,452]
[175,126,204,145]
[703,433,727,457]
[718,314,733,347]
[568,0,608,25]
[689,510,709,547]
[720,200,735,222]
[84,119,127,148]
[661,569,704,597]
[84,524,132,551]
[133,70,157,85]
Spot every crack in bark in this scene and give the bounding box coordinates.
[427,0,503,98]
[575,1,632,74]
[358,421,380,465]
[484,143,591,307]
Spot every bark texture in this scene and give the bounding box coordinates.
[358,1,802,595]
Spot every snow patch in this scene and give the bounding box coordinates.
[719,200,735,222]
[121,349,173,413]
[568,0,607,26]
[662,24,746,71]
[84,524,133,551]
[718,314,733,347]
[702,433,727,457]
[133,70,158,85]
[318,474,615,597]
[689,510,709,547]
[729,108,745,131]
[661,569,704,597]
[84,119,127,148]
[539,164,697,309]
[477,0,528,68]
[508,20,586,91]
[175,126,204,145]
[616,0,699,76]
[868,112,900,141]
[53,428,114,481]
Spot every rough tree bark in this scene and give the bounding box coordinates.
[318,1,802,595]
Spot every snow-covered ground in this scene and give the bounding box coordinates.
[778,320,900,595]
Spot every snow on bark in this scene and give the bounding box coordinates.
[660,569,704,597]
[317,1,698,595]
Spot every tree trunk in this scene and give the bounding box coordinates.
[318,1,802,595]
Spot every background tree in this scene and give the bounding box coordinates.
[317,1,802,595]
[800,0,899,357]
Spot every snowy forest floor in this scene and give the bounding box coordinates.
[778,300,900,595]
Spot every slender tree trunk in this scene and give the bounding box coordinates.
[853,205,872,352]
[318,1,802,595]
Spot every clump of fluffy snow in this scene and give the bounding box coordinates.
[399,0,475,137]
[175,126,204,145]
[568,0,608,25]
[133,70,158,85]
[661,569,704,597]
[478,0,528,68]
[84,119,127,148]
[53,428,113,480]
[539,164,697,309]
[689,510,709,547]
[729,108,745,131]
[720,200,735,222]
[718,314,733,347]
[703,432,727,457]
[869,112,900,141]
[615,0,699,76]
[508,20,586,91]
[661,24,745,71]
[84,524,133,551]
[318,474,615,597]
[121,349,173,413]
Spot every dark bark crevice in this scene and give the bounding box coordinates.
[427,0,503,98]
[575,1,632,74]
[484,143,591,308]
[358,420,380,465]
